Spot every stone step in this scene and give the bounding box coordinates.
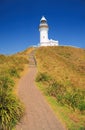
[28,49,37,67]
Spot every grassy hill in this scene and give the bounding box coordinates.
[35,46,85,130]
[0,47,34,130]
[0,46,85,130]
[36,46,85,89]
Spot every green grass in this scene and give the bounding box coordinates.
[36,82,85,130]
[35,46,85,89]
[0,47,34,130]
[35,46,85,130]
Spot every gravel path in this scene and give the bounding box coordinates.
[16,51,66,130]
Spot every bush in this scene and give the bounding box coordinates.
[0,74,24,130]
[78,101,85,111]
[36,72,51,82]
[47,80,66,98]
[47,79,85,112]
[0,75,15,92]
[0,93,24,130]
[65,89,85,111]
[8,67,20,78]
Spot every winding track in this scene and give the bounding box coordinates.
[16,50,66,130]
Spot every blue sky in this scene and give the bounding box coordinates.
[0,0,85,54]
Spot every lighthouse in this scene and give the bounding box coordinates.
[39,16,59,46]
[39,16,49,46]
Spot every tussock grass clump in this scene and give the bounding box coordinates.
[47,80,85,112]
[8,66,20,78]
[0,74,24,130]
[36,72,51,82]
[0,75,15,91]
[0,93,24,130]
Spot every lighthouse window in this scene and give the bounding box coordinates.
[43,36,45,38]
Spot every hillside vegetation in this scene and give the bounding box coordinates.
[35,46,85,130]
[0,47,34,130]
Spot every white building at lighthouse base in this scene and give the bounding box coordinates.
[40,39,59,46]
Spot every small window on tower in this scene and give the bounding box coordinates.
[43,36,45,39]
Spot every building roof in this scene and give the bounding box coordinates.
[40,16,47,21]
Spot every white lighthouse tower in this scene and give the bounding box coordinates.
[39,16,59,46]
[39,16,49,46]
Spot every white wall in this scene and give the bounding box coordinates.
[40,28,49,43]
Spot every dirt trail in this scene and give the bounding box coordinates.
[16,50,66,130]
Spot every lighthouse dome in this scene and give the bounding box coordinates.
[40,16,47,22]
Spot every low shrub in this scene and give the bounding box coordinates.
[0,93,24,130]
[47,79,85,112]
[8,67,20,78]
[0,75,15,92]
[78,101,85,112]
[47,80,66,98]
[0,73,24,130]
[36,72,51,82]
